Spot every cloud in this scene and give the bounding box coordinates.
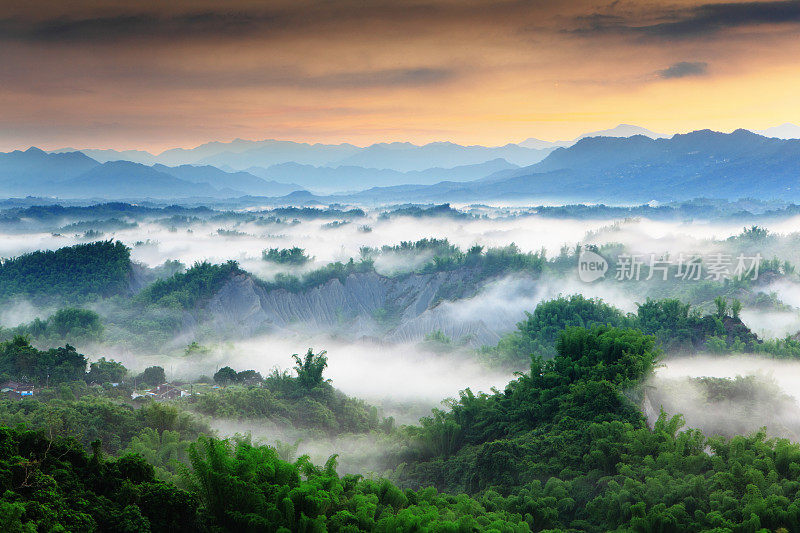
[658,61,708,79]
[572,1,800,40]
[0,11,283,43]
[0,2,556,45]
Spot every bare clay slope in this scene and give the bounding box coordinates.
[202,269,515,345]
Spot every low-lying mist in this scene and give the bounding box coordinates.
[6,208,799,281]
[208,419,401,476]
[649,354,800,440]
[90,333,512,409]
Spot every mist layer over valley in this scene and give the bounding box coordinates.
[5,198,800,531]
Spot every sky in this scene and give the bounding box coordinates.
[1,0,799,152]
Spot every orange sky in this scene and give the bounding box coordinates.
[1,0,799,152]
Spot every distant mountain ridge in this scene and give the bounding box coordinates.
[331,129,800,204]
[0,149,304,199]
[47,124,673,174]
[13,125,800,202]
[52,138,554,171]
[245,158,519,193]
[151,164,301,196]
[755,123,800,139]
[0,147,99,190]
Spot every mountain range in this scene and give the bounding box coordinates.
[244,158,519,193]
[55,138,552,171]
[4,124,799,202]
[0,148,303,199]
[327,129,800,204]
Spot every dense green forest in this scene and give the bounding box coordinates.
[3,212,800,530]
[7,324,800,530]
[485,294,793,368]
[256,239,547,296]
[0,241,131,302]
[192,351,394,436]
[262,246,312,265]
[0,336,91,385]
[135,261,243,310]
[387,326,800,531]
[0,308,104,344]
[0,232,792,356]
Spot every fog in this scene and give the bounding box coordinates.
[739,309,800,339]
[208,418,402,475]
[436,273,638,335]
[6,209,795,278]
[6,203,800,455]
[97,333,511,406]
[649,355,800,440]
[0,298,50,328]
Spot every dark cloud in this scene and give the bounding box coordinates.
[572,1,800,40]
[311,68,454,89]
[658,61,709,79]
[225,66,456,90]
[0,11,284,43]
[0,2,540,44]
[0,48,457,92]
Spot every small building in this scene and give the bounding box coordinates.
[152,383,183,400]
[131,383,188,401]
[1,381,35,400]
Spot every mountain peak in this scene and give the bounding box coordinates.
[575,124,668,141]
[756,123,800,139]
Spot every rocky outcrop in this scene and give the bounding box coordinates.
[201,268,527,346]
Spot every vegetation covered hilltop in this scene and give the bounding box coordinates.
[4,309,800,530]
[2,208,800,530]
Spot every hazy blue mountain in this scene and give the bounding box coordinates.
[756,123,800,139]
[331,141,549,171]
[24,128,800,203]
[0,148,100,192]
[49,127,663,172]
[51,139,362,168]
[246,158,519,193]
[517,137,571,150]
[54,161,225,199]
[518,124,667,150]
[336,130,800,204]
[200,140,547,171]
[574,124,668,140]
[152,164,302,196]
[157,139,271,166]
[50,141,266,165]
[196,140,362,169]
[51,147,160,165]
[50,137,553,172]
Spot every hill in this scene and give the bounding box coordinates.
[152,163,302,196]
[0,240,132,302]
[246,158,518,193]
[0,147,100,194]
[54,161,222,198]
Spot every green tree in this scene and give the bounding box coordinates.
[213,366,238,385]
[137,366,166,387]
[48,308,103,339]
[731,299,743,319]
[714,296,729,318]
[87,357,127,383]
[292,349,329,389]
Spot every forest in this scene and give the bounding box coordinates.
[1,206,800,531]
[0,241,131,302]
[5,322,800,531]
